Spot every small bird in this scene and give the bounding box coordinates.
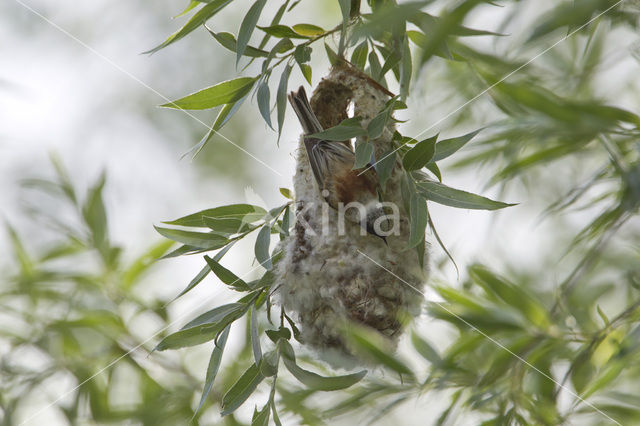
[288,86,389,240]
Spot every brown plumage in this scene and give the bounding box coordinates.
[288,86,386,238]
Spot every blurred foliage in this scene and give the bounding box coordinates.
[3,0,640,425]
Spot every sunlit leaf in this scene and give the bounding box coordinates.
[221,362,265,415]
[236,0,267,64]
[280,340,367,390]
[403,135,437,171]
[161,77,256,110]
[144,0,233,54]
[416,181,516,210]
[193,325,230,417]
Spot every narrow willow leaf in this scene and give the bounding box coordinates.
[203,216,256,236]
[411,331,442,365]
[183,94,249,159]
[165,204,266,227]
[173,264,209,301]
[255,225,272,269]
[298,63,312,84]
[161,77,256,110]
[376,150,396,191]
[257,0,289,50]
[416,181,516,210]
[144,0,233,54]
[367,108,390,140]
[280,341,366,390]
[309,117,366,141]
[343,325,413,376]
[221,363,265,415]
[292,23,325,36]
[402,135,437,171]
[425,162,442,181]
[399,35,412,100]
[325,43,339,65]
[154,226,229,250]
[237,0,267,64]
[250,307,262,363]
[252,403,270,426]
[258,24,310,39]
[432,129,482,162]
[279,187,293,199]
[470,266,550,329]
[193,325,230,418]
[204,255,250,291]
[173,1,199,19]
[368,50,383,83]
[204,29,269,57]
[409,193,428,248]
[353,142,374,170]
[256,81,273,129]
[82,172,108,255]
[276,64,293,143]
[351,40,369,70]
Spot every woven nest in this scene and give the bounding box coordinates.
[275,64,428,357]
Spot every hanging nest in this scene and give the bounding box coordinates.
[275,64,429,357]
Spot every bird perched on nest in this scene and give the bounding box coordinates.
[288,86,389,239]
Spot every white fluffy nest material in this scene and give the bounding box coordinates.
[275,65,428,356]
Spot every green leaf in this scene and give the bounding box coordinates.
[252,403,271,426]
[204,255,250,291]
[183,93,250,158]
[82,172,109,256]
[250,307,262,364]
[353,142,374,170]
[415,181,516,210]
[277,64,293,143]
[409,193,427,248]
[325,43,339,65]
[161,77,256,110]
[165,204,267,227]
[375,150,396,191]
[154,226,229,250]
[236,0,267,64]
[122,239,175,290]
[154,303,245,351]
[279,187,293,199]
[173,1,199,19]
[144,0,233,54]
[294,45,312,64]
[351,40,369,70]
[402,135,437,171]
[204,29,269,57]
[292,23,325,36]
[203,216,257,236]
[257,0,289,51]
[399,35,412,100]
[221,362,265,415]
[432,129,482,162]
[255,225,272,269]
[309,116,366,141]
[280,341,367,390]
[470,266,550,329]
[411,331,441,365]
[425,162,442,181]
[367,108,391,140]
[258,24,310,39]
[298,63,312,84]
[193,326,230,417]
[266,326,291,343]
[343,325,414,376]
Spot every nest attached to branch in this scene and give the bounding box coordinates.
[275,64,428,358]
